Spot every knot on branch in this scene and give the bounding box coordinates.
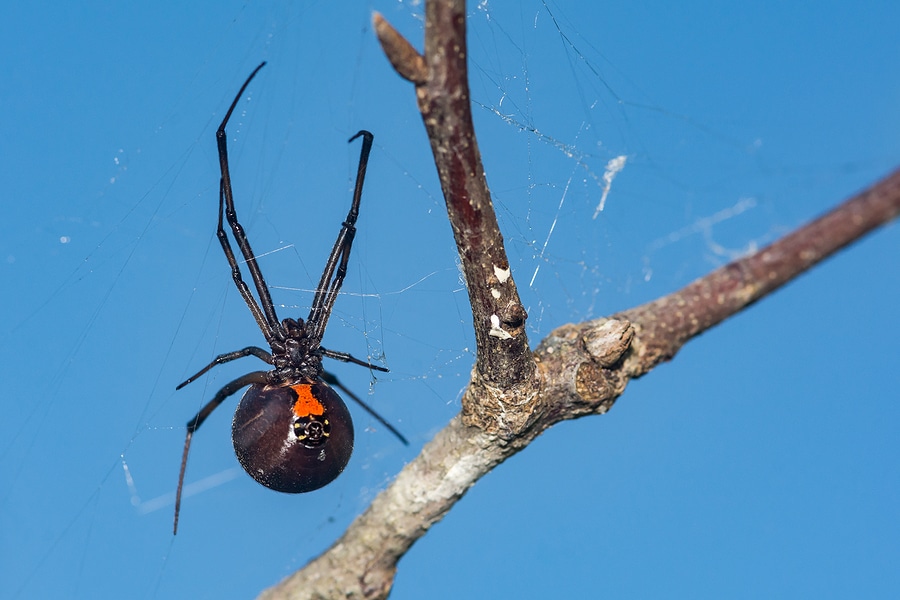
[581,319,635,368]
[534,318,634,422]
[574,319,633,410]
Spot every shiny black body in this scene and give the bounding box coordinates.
[232,382,354,493]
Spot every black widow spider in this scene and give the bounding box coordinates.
[174,62,406,534]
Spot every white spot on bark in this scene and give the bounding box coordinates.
[489,314,513,339]
[493,265,511,283]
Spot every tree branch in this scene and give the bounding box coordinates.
[257,3,900,598]
[616,166,900,378]
[376,2,539,437]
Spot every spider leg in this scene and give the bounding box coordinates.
[215,61,285,342]
[307,131,374,341]
[319,345,389,372]
[320,371,408,446]
[175,370,269,535]
[213,181,280,343]
[175,345,273,390]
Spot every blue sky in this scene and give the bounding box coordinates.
[2,2,899,598]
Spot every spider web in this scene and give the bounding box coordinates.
[4,2,897,599]
[459,1,790,336]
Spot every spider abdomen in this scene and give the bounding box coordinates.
[231,380,354,493]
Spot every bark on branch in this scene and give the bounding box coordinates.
[258,2,900,598]
[385,0,540,438]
